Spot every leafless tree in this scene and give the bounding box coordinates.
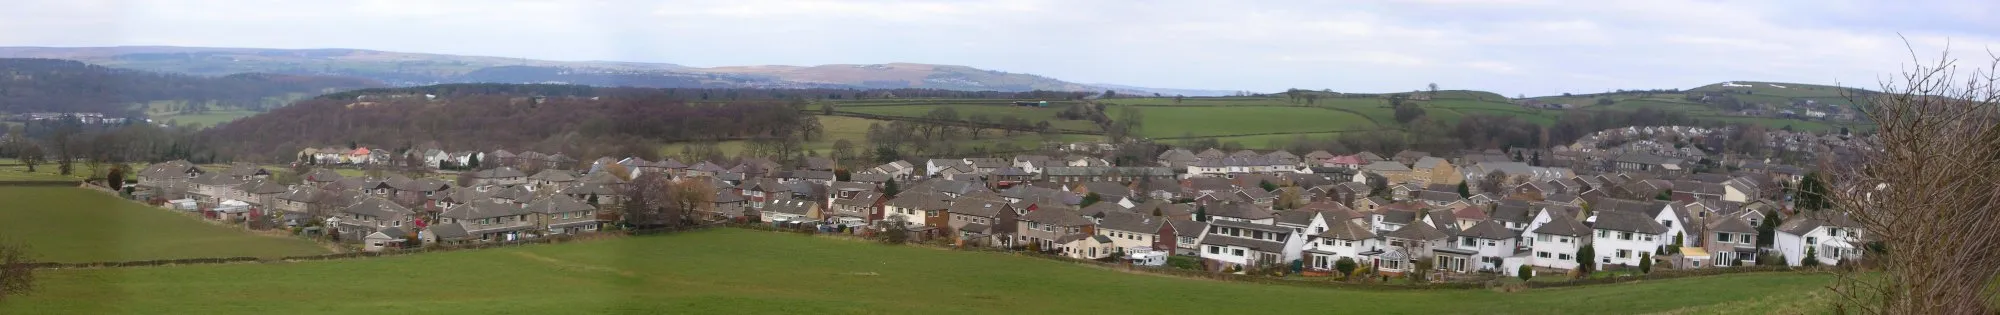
[0,242,34,301]
[1826,45,2000,314]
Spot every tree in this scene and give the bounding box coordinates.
[1795,172,1832,211]
[1755,210,1781,248]
[1456,181,1470,197]
[1478,171,1507,195]
[0,242,34,301]
[1517,264,1533,281]
[1801,246,1820,267]
[1427,83,1439,98]
[883,178,900,197]
[1365,173,1389,197]
[1529,152,1541,167]
[467,154,480,170]
[820,102,834,115]
[1195,205,1209,222]
[1638,252,1653,273]
[455,172,477,188]
[105,166,126,191]
[1259,180,1278,192]
[1081,193,1103,207]
[1275,188,1302,210]
[587,193,600,206]
[1574,243,1596,276]
[1409,259,1434,282]
[1335,257,1359,278]
[1656,189,1673,201]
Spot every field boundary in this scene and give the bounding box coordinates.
[1151,128,1396,140]
[19,221,730,270]
[825,111,1104,135]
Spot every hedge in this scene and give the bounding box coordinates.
[27,221,730,270]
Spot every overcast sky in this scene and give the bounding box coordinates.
[4,0,1996,96]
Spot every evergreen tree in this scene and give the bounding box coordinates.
[1456,181,1470,196]
[883,179,900,196]
[1195,205,1209,222]
[1575,243,1596,276]
[1756,210,1782,247]
[1802,247,1821,267]
[587,193,600,206]
[468,154,480,169]
[1638,252,1653,273]
[1081,193,1103,207]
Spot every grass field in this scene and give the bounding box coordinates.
[1113,106,1380,138]
[0,159,138,181]
[0,187,330,263]
[0,228,1837,314]
[840,104,1102,131]
[658,115,1100,157]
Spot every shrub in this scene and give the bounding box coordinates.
[1638,252,1653,274]
[1517,265,1534,281]
[1334,257,1358,277]
[1166,255,1202,270]
[1801,247,1821,267]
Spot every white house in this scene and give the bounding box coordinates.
[1198,220,1304,269]
[1527,211,1591,270]
[1774,213,1864,266]
[1456,219,1522,272]
[1588,210,1669,269]
[1095,212,1166,250]
[1304,220,1380,272]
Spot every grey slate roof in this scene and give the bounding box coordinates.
[1459,219,1517,240]
[1531,211,1590,236]
[1274,209,1320,227]
[1319,220,1376,240]
[1020,207,1093,226]
[763,199,817,216]
[1207,203,1274,221]
[1708,215,1757,234]
[1386,221,1449,241]
[1097,211,1164,233]
[1592,210,1668,234]
[1416,190,1462,203]
[440,200,532,220]
[1201,235,1286,253]
[525,195,595,214]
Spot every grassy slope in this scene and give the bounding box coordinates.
[1,228,1834,314]
[0,159,139,181]
[658,115,1096,156]
[1114,106,1378,138]
[0,187,330,263]
[840,104,1101,131]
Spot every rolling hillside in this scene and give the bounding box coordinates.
[0,46,1205,95]
[0,58,381,121]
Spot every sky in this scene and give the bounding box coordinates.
[2,0,1997,96]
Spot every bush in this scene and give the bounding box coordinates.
[1166,255,1202,270]
[1334,257,1358,277]
[1638,252,1653,274]
[1801,247,1821,267]
[1517,265,1534,281]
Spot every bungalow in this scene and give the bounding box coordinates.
[759,199,821,224]
[1062,235,1119,260]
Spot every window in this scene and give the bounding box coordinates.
[1692,260,1702,267]
[1642,235,1654,242]
[1560,237,1572,244]
[1598,230,1609,238]
[1232,249,1244,256]
[1537,251,1551,258]
[1716,233,1732,243]
[1616,249,1631,258]
[1828,228,1841,237]
[1559,253,1572,260]
[1619,232,1633,241]
[1806,237,1817,245]
[1208,246,1220,254]
[1461,238,1476,247]
[1537,235,1552,242]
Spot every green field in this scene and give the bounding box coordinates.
[0,228,1837,314]
[0,159,138,181]
[1114,106,1380,138]
[660,115,1099,157]
[0,187,330,263]
[841,104,1102,131]
[133,100,269,128]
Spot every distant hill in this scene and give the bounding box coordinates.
[0,58,380,117]
[0,46,1203,95]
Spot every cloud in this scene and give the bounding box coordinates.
[0,0,1993,96]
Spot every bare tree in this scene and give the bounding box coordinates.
[0,242,34,301]
[1826,47,2000,314]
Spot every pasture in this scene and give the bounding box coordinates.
[0,187,330,263]
[0,228,1838,314]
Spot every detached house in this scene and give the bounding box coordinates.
[1017,207,1095,251]
[1589,210,1669,269]
[1304,219,1380,273]
[948,199,1019,247]
[1456,219,1522,272]
[1527,210,1591,270]
[1702,215,1759,267]
[1095,211,1173,251]
[1377,219,1450,274]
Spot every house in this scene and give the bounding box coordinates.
[759,199,821,223]
[1304,219,1379,273]
[1456,219,1521,272]
[1361,161,1414,185]
[1379,219,1450,274]
[528,194,596,236]
[1017,206,1095,251]
[1167,219,1209,255]
[1415,190,1466,209]
[1095,211,1171,251]
[802,156,836,171]
[1199,220,1303,269]
[1702,215,1759,267]
[1205,202,1276,224]
[1044,167,1175,184]
[1184,156,1309,178]
[471,167,528,187]
[1156,149,1200,169]
[1392,150,1430,166]
[883,192,951,228]
[1774,212,1863,266]
[529,169,580,190]
[826,186,886,228]
[1526,210,1590,270]
[362,226,407,252]
[436,200,537,242]
[1409,157,1460,186]
[332,196,414,242]
[1613,154,1685,174]
[948,199,1019,246]
[1589,210,1669,270]
[1062,235,1119,260]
